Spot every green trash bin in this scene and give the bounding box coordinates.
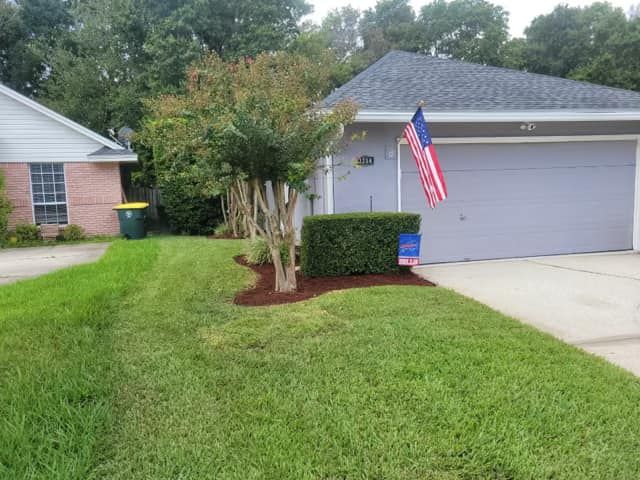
[113,202,149,239]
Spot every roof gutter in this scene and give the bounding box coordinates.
[355,110,640,123]
[87,153,138,163]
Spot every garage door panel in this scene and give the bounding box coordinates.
[400,142,636,172]
[408,200,633,245]
[400,141,636,263]
[430,166,634,203]
[418,226,632,263]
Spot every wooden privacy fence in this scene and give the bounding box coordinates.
[123,185,161,220]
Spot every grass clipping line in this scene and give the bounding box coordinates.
[233,255,434,306]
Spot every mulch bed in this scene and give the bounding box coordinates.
[207,233,241,240]
[234,255,434,306]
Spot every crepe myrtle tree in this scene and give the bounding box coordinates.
[142,52,356,292]
[215,53,357,292]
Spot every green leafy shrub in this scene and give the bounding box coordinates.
[0,170,11,241]
[213,223,231,237]
[245,236,289,265]
[6,233,18,246]
[61,224,86,241]
[15,223,40,243]
[301,212,421,277]
[159,172,222,235]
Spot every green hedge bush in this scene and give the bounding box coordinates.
[301,212,421,277]
[15,223,40,243]
[61,224,86,241]
[159,172,222,235]
[0,170,11,241]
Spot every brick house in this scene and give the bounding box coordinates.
[0,84,137,236]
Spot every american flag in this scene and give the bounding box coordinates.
[403,107,447,208]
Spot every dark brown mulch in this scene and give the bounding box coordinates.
[207,233,241,240]
[233,255,434,307]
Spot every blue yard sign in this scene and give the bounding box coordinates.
[398,233,421,266]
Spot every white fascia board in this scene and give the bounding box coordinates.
[0,155,138,163]
[634,139,640,250]
[87,154,138,163]
[0,83,126,151]
[355,109,640,123]
[397,134,640,145]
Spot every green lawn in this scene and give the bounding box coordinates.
[1,237,640,479]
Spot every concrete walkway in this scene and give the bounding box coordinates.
[0,243,109,285]
[414,252,640,376]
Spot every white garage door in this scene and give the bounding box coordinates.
[400,140,637,264]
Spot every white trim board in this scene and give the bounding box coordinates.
[396,142,402,212]
[324,156,335,214]
[397,134,640,145]
[634,139,640,250]
[0,83,125,151]
[0,156,138,163]
[356,109,640,124]
[86,154,138,163]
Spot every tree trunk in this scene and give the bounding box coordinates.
[220,191,228,228]
[231,178,298,293]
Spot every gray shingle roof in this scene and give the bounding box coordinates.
[323,50,640,112]
[88,146,133,157]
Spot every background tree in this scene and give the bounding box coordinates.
[0,0,72,95]
[499,37,527,70]
[360,0,417,60]
[570,14,640,91]
[321,6,361,61]
[0,1,24,88]
[416,0,509,65]
[141,53,356,292]
[524,2,628,78]
[7,0,312,135]
[41,0,148,133]
[290,7,371,92]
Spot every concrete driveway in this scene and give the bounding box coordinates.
[0,243,109,285]
[415,252,640,376]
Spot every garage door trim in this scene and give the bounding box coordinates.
[395,134,640,253]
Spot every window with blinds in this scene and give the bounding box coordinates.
[30,163,68,225]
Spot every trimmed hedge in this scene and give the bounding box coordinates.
[0,170,11,241]
[301,212,421,277]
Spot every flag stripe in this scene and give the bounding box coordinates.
[424,146,446,200]
[403,126,432,205]
[403,129,434,207]
[404,123,438,208]
[403,107,448,208]
[404,125,436,207]
[428,145,448,198]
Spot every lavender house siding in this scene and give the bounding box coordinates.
[326,123,637,263]
[333,124,400,214]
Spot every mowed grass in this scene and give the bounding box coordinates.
[0,239,159,479]
[2,237,640,479]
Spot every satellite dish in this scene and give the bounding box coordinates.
[118,126,134,142]
[117,127,134,150]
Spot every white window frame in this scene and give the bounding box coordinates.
[29,162,69,225]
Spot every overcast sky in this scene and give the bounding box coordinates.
[306,0,636,37]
